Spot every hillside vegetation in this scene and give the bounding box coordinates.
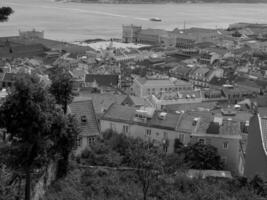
[43,131,266,200]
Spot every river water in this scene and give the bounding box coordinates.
[1,0,267,42]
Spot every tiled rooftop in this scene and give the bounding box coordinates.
[85,74,119,87]
[136,76,192,87]
[155,90,201,101]
[176,111,212,133]
[176,110,241,137]
[69,99,99,137]
[76,93,127,116]
[102,104,181,131]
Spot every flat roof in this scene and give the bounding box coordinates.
[74,41,150,51]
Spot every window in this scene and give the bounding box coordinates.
[76,136,82,147]
[198,138,206,145]
[87,137,95,145]
[123,125,129,134]
[223,141,229,150]
[146,129,151,136]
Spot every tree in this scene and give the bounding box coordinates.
[51,114,79,179]
[249,175,265,196]
[49,69,77,178]
[0,74,73,200]
[183,142,224,170]
[129,140,163,200]
[50,69,74,114]
[0,7,13,22]
[163,153,185,174]
[173,138,184,153]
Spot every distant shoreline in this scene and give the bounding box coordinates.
[66,0,267,4]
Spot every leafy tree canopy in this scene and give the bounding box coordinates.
[50,69,74,114]
[0,74,78,200]
[0,7,13,22]
[183,142,224,170]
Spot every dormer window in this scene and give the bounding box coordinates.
[81,115,87,123]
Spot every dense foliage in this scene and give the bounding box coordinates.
[0,7,13,22]
[43,131,266,200]
[49,68,78,179]
[50,68,74,114]
[0,74,78,200]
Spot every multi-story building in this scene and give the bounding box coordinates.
[198,51,221,65]
[176,111,243,174]
[169,64,192,81]
[69,98,100,156]
[222,85,257,104]
[19,29,44,39]
[100,104,245,174]
[100,104,191,153]
[122,25,142,43]
[132,75,193,97]
[84,74,120,89]
[150,90,203,110]
[137,29,169,45]
[188,67,210,88]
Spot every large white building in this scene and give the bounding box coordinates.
[132,75,193,97]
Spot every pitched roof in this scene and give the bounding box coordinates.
[102,104,181,131]
[136,76,192,87]
[165,102,216,113]
[69,98,100,137]
[177,110,241,138]
[85,74,119,87]
[122,95,152,107]
[76,93,127,116]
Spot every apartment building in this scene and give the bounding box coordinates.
[150,90,203,110]
[100,104,191,153]
[132,75,193,97]
[69,98,100,156]
[176,111,243,174]
[100,103,244,174]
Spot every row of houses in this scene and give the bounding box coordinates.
[69,96,246,175]
[69,94,267,181]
